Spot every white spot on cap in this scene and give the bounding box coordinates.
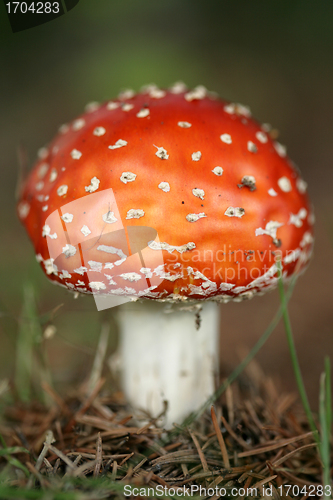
[72,118,85,131]
[88,261,103,272]
[59,123,69,134]
[149,88,166,99]
[255,221,284,240]
[49,169,57,182]
[93,126,106,136]
[239,175,256,191]
[97,245,127,260]
[224,103,236,114]
[85,101,100,113]
[81,225,91,237]
[61,213,73,223]
[142,84,166,99]
[268,188,278,197]
[246,263,279,289]
[220,133,232,144]
[37,147,48,160]
[74,266,87,275]
[38,163,49,179]
[186,213,207,222]
[90,282,106,291]
[158,182,170,192]
[278,176,292,192]
[42,231,58,240]
[284,249,301,264]
[274,142,287,157]
[120,172,137,184]
[59,270,71,279]
[119,273,142,282]
[102,211,117,224]
[154,145,169,159]
[136,108,150,118]
[140,267,153,278]
[42,224,50,237]
[154,265,183,282]
[62,244,76,258]
[296,178,307,194]
[262,123,272,132]
[247,141,258,153]
[71,149,82,160]
[223,103,251,117]
[35,181,44,191]
[300,231,314,248]
[42,205,48,212]
[57,185,68,197]
[169,81,187,94]
[121,103,134,112]
[220,282,235,291]
[191,151,202,161]
[104,275,116,285]
[85,177,100,193]
[18,201,30,219]
[44,259,58,275]
[289,208,307,227]
[126,209,145,219]
[308,212,315,225]
[178,121,192,128]
[141,83,156,93]
[224,207,245,218]
[150,88,166,99]
[118,89,135,100]
[185,85,207,101]
[192,188,205,200]
[108,139,128,149]
[106,101,119,110]
[114,258,126,267]
[212,166,223,176]
[236,103,251,117]
[255,131,268,143]
[148,241,196,253]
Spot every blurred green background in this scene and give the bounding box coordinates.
[0,0,332,403]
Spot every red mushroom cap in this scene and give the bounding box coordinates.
[17,84,314,303]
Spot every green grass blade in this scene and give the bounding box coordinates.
[325,357,332,447]
[0,488,78,499]
[0,434,30,477]
[319,372,331,497]
[277,260,319,446]
[15,284,53,404]
[15,284,40,402]
[0,446,29,456]
[321,358,332,496]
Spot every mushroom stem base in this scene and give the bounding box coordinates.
[116,301,219,428]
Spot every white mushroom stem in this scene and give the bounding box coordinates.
[116,301,219,428]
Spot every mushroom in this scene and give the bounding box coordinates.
[17,84,314,427]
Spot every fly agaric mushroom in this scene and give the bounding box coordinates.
[17,83,314,427]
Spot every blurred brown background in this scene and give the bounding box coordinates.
[0,0,332,405]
